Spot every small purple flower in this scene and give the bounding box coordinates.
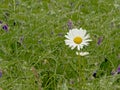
[67,19,73,30]
[117,65,120,74]
[97,36,103,45]
[0,21,2,24]
[2,24,8,32]
[0,70,2,77]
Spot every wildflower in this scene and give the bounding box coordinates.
[76,51,89,56]
[65,28,92,50]
[0,70,2,78]
[0,21,2,24]
[117,65,120,74]
[67,19,73,30]
[2,24,8,32]
[97,36,103,45]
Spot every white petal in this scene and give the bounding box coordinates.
[65,35,69,39]
[65,35,72,40]
[77,45,81,51]
[84,34,90,39]
[79,44,84,49]
[65,40,73,46]
[76,51,79,55]
[79,52,89,56]
[82,30,87,36]
[81,42,89,46]
[76,51,89,56]
[71,45,76,50]
[84,39,92,42]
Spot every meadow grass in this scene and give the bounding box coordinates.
[0,0,120,90]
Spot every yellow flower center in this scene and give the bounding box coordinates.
[73,36,82,44]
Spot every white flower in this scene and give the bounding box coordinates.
[76,51,89,56]
[65,28,92,50]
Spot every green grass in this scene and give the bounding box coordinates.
[0,0,120,90]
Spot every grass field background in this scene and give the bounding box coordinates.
[0,0,120,90]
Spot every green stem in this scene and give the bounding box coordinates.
[13,0,16,12]
[77,56,86,88]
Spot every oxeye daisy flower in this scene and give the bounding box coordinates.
[65,28,92,51]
